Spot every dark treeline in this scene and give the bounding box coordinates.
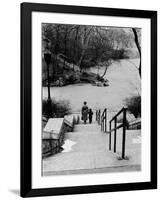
[42,24,141,85]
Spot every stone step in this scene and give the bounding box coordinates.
[64,131,108,152]
[43,117,141,175]
[74,123,101,133]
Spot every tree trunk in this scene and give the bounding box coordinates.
[78,27,91,71]
[101,65,108,78]
[132,28,141,77]
[63,34,67,68]
[78,49,85,71]
[73,27,79,72]
[54,54,58,80]
[53,26,60,80]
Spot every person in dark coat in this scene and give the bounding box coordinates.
[81,102,88,124]
[88,108,93,124]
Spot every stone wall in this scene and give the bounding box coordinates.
[42,119,74,158]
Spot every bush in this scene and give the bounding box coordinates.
[81,58,96,69]
[125,96,141,118]
[111,49,129,60]
[42,99,71,118]
[67,74,77,84]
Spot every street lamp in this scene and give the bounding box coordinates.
[43,38,52,118]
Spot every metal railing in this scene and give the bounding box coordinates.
[109,107,127,159]
[96,109,101,125]
[128,119,141,130]
[101,108,107,132]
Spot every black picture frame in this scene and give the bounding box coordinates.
[21,2,157,197]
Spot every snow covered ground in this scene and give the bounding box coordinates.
[43,58,141,112]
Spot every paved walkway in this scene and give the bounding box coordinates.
[43,122,141,176]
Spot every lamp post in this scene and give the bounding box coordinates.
[44,38,52,118]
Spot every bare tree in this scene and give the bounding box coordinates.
[132,28,141,77]
[91,27,113,78]
[72,25,80,71]
[78,26,93,71]
[53,24,61,80]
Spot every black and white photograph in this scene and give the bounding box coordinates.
[20,2,157,197]
[42,23,142,176]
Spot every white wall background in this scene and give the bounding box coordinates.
[0,0,159,199]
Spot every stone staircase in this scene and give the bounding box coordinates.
[43,121,141,176]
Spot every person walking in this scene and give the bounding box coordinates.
[88,108,93,124]
[81,102,88,124]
